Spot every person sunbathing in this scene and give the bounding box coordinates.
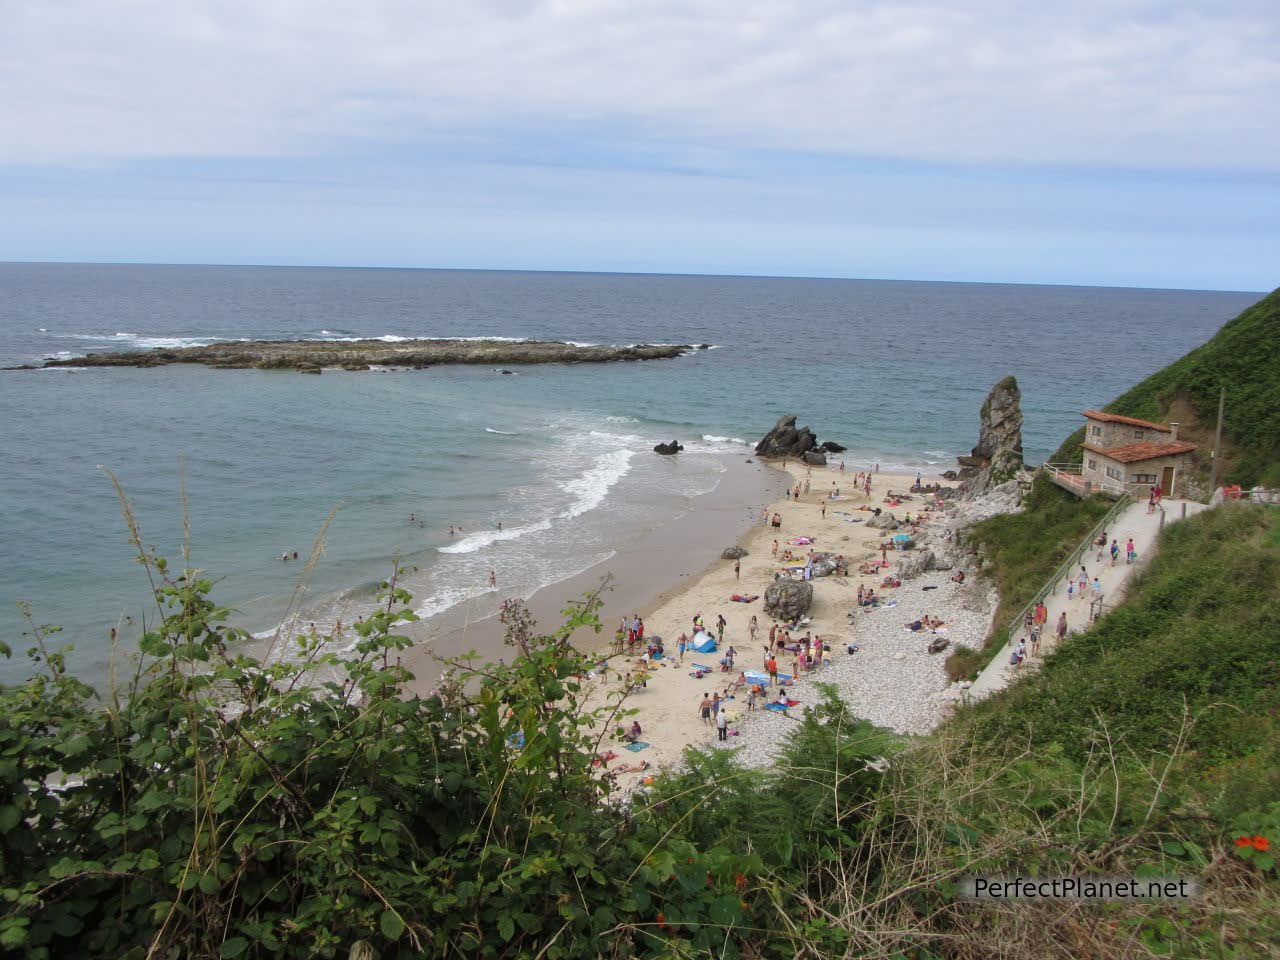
[950,570,966,584]
[613,759,651,774]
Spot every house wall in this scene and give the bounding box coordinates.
[1083,419,1165,447]
[1082,451,1190,496]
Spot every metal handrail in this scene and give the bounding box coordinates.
[1003,491,1134,645]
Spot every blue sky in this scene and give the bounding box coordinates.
[2,1,1277,291]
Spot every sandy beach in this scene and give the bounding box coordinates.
[573,460,994,789]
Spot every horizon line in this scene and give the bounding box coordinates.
[0,258,1266,296]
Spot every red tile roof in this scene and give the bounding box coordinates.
[1083,440,1197,464]
[1082,410,1171,432]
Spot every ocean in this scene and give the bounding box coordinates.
[0,263,1257,684]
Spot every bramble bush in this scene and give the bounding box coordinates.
[0,498,772,958]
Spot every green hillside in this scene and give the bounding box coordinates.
[1054,286,1280,487]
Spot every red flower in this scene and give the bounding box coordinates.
[734,873,748,891]
[1252,835,1270,852]
[1235,836,1253,847]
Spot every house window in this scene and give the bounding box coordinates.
[1105,466,1124,482]
[1132,473,1156,484]
[1091,425,1102,437]
[1087,458,1098,470]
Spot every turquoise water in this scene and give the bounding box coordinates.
[0,264,1257,682]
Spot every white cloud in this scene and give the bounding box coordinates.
[1,0,1277,171]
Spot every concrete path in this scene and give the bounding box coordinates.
[968,497,1207,701]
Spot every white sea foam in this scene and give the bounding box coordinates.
[484,427,518,435]
[701,434,747,444]
[54,332,244,349]
[437,518,554,555]
[559,448,634,519]
[414,584,488,619]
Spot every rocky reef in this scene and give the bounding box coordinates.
[753,415,844,464]
[18,339,698,372]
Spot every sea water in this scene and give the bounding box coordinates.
[0,263,1258,683]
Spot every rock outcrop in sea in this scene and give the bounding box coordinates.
[956,376,1026,497]
[653,440,684,455]
[754,415,844,461]
[21,339,695,372]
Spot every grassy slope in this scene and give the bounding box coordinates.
[966,504,1280,815]
[1053,286,1280,486]
[946,475,1111,679]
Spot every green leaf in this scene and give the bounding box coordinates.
[497,914,515,942]
[1160,841,1186,857]
[379,910,404,941]
[220,936,249,958]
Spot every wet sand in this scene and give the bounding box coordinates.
[402,453,791,691]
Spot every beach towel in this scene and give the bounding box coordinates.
[624,741,651,752]
[764,702,789,712]
[692,635,717,654]
[730,594,759,602]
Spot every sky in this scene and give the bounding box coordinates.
[1,0,1277,290]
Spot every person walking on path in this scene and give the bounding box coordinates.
[716,709,729,741]
[1110,539,1120,566]
[699,693,712,725]
[1126,538,1136,564]
[1056,611,1068,643]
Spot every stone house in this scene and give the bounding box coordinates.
[1080,410,1196,496]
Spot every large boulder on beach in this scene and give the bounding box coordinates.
[897,550,935,580]
[764,580,813,622]
[653,440,683,455]
[866,512,898,530]
[802,451,827,466]
[820,440,847,453]
[721,546,748,560]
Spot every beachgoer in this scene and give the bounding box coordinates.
[699,693,712,725]
[768,623,777,651]
[716,614,727,642]
[1110,539,1120,565]
[1056,611,1068,642]
[821,501,826,518]
[1012,639,1026,667]
[1067,580,1074,602]
[624,720,642,743]
[766,656,778,684]
[676,634,687,663]
[636,617,645,642]
[772,539,778,556]
[711,693,721,717]
[747,687,758,711]
[734,558,740,579]
[748,615,758,644]
[716,709,729,741]
[488,570,497,588]
[1126,538,1136,564]
[1091,577,1102,600]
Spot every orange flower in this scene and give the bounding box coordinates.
[1235,836,1253,847]
[1252,835,1270,852]
[734,873,748,891]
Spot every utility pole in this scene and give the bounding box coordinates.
[1208,386,1226,494]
